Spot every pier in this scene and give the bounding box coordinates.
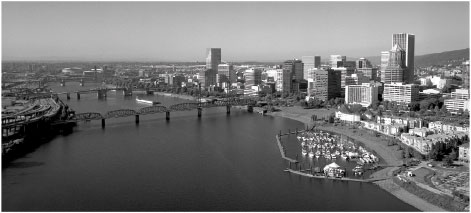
[283,169,389,183]
[275,134,298,164]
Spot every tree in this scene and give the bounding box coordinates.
[443,155,454,166]
[449,149,458,160]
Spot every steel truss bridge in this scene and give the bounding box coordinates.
[72,98,256,122]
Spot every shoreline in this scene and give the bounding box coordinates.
[266,106,446,212]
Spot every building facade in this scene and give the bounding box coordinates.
[330,55,346,68]
[392,33,415,83]
[307,69,341,101]
[345,83,379,107]
[217,64,236,85]
[244,68,262,88]
[383,83,419,104]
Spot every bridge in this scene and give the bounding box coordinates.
[67,98,256,128]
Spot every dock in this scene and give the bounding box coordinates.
[283,169,389,183]
[275,135,298,164]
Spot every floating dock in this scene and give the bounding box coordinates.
[284,169,389,183]
[275,135,298,164]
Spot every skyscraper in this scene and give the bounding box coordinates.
[380,51,390,82]
[307,69,341,101]
[382,44,405,84]
[463,60,469,90]
[330,55,346,68]
[244,68,262,88]
[204,48,221,87]
[392,33,415,83]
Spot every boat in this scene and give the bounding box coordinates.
[308,149,314,158]
[302,147,308,155]
[315,150,321,158]
[136,97,160,105]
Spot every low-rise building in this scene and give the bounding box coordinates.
[383,82,419,104]
[401,131,468,155]
[459,143,469,162]
[428,121,469,133]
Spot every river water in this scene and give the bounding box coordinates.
[2,82,418,211]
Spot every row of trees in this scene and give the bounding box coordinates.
[299,97,345,109]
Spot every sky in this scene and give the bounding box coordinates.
[2,1,469,62]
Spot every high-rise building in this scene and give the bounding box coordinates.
[198,69,217,89]
[217,64,235,84]
[315,56,321,68]
[383,82,419,104]
[206,48,221,71]
[283,59,303,81]
[244,68,262,88]
[382,44,405,84]
[345,83,379,107]
[332,67,355,96]
[330,55,346,68]
[204,48,221,88]
[356,58,372,69]
[357,68,378,81]
[307,69,341,101]
[302,56,316,80]
[379,51,390,82]
[392,33,415,83]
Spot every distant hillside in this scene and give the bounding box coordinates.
[361,48,469,67]
[415,48,469,67]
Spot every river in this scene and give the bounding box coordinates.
[1,82,418,211]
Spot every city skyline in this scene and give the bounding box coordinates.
[2,1,469,61]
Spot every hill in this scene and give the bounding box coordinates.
[362,48,469,67]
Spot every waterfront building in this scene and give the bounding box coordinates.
[302,56,321,80]
[382,44,405,84]
[459,143,469,162]
[383,82,419,104]
[218,64,236,84]
[336,105,361,122]
[266,69,291,92]
[345,83,379,107]
[392,33,415,83]
[306,69,341,101]
[376,115,423,129]
[244,68,262,88]
[400,131,468,155]
[206,48,221,72]
[332,67,355,96]
[330,55,346,68]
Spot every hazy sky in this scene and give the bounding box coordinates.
[2,1,469,62]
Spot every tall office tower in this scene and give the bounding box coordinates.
[356,58,372,69]
[302,56,315,80]
[244,68,262,88]
[332,67,355,96]
[283,59,303,80]
[382,44,405,84]
[379,51,390,82]
[266,69,291,92]
[218,64,235,84]
[198,69,217,89]
[205,48,221,87]
[392,33,415,83]
[307,69,341,101]
[462,60,469,90]
[315,56,321,68]
[330,55,346,68]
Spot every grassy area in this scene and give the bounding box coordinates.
[413,167,434,185]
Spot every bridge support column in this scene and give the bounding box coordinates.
[66,93,70,100]
[80,79,84,87]
[226,105,231,115]
[247,105,254,113]
[197,107,202,118]
[98,89,107,99]
[60,80,65,87]
[77,93,81,100]
[101,119,106,128]
[166,111,170,121]
[124,87,132,96]
[146,88,154,95]
[135,115,139,124]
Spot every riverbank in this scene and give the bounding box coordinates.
[374,179,446,212]
[153,92,197,102]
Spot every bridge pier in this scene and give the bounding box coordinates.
[145,88,154,95]
[226,105,231,115]
[98,89,107,99]
[77,93,81,100]
[135,115,139,124]
[166,111,170,121]
[197,107,202,118]
[66,93,70,100]
[80,79,84,87]
[101,119,106,128]
[124,87,132,96]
